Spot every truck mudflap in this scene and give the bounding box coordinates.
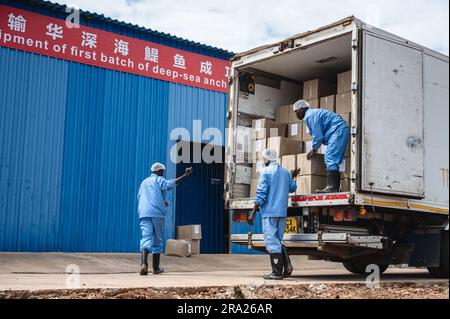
[231,232,391,251]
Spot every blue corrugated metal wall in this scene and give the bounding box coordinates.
[0,0,232,252]
[229,210,265,255]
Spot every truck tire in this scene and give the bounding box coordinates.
[427,230,449,278]
[343,262,389,275]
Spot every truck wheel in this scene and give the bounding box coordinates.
[427,230,449,278]
[343,262,389,275]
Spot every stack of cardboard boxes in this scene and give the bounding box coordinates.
[166,225,202,258]
[248,71,352,196]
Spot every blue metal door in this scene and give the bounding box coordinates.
[175,142,226,253]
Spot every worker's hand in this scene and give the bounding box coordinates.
[291,167,301,178]
[306,149,317,160]
[185,167,193,176]
[247,212,255,226]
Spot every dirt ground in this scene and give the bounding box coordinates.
[1,282,448,299]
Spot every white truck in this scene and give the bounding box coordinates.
[225,17,449,277]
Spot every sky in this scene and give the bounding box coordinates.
[58,0,449,55]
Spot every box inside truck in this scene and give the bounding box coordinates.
[233,33,353,199]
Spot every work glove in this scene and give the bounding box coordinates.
[290,167,301,178]
[306,149,317,160]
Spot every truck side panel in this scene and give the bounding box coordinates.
[360,31,424,197]
[423,53,449,204]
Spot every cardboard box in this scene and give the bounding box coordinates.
[233,184,250,198]
[302,121,312,141]
[252,118,286,140]
[281,155,297,172]
[189,239,201,254]
[320,95,336,112]
[166,239,191,258]
[296,175,327,195]
[275,104,299,124]
[340,179,351,192]
[297,153,326,176]
[337,70,352,94]
[307,99,320,108]
[252,160,265,180]
[339,112,351,126]
[235,126,253,164]
[304,140,327,154]
[235,164,252,185]
[267,137,303,157]
[176,225,202,240]
[303,79,336,100]
[250,179,259,197]
[288,122,303,141]
[336,92,351,114]
[252,139,266,160]
[340,156,351,179]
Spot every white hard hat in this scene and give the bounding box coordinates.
[293,100,310,111]
[263,148,278,162]
[151,162,166,172]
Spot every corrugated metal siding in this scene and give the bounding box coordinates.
[175,146,225,254]
[165,83,227,241]
[0,0,231,252]
[230,210,265,255]
[0,48,68,251]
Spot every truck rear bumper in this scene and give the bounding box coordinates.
[231,232,389,250]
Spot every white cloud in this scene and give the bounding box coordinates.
[59,0,449,55]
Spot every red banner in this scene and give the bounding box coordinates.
[0,5,230,93]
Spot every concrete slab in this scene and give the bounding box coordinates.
[0,253,445,292]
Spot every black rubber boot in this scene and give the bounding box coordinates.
[140,249,149,276]
[282,245,293,278]
[263,253,284,280]
[316,170,340,193]
[152,254,164,274]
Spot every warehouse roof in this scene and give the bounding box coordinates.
[14,0,234,58]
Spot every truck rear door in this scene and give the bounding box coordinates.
[360,30,424,197]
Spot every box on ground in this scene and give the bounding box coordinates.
[320,95,335,112]
[176,225,202,240]
[288,122,303,141]
[303,79,336,100]
[235,164,252,185]
[296,175,327,195]
[166,239,191,258]
[275,104,299,124]
[337,70,352,94]
[189,239,200,254]
[252,118,286,140]
[336,92,351,114]
[267,137,303,157]
[297,153,326,176]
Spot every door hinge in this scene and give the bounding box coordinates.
[351,82,358,92]
[352,38,358,50]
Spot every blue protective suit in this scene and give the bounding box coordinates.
[254,162,297,253]
[304,108,350,171]
[140,217,165,253]
[137,174,176,253]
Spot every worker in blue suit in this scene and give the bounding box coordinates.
[248,149,300,280]
[293,100,350,193]
[137,163,193,275]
